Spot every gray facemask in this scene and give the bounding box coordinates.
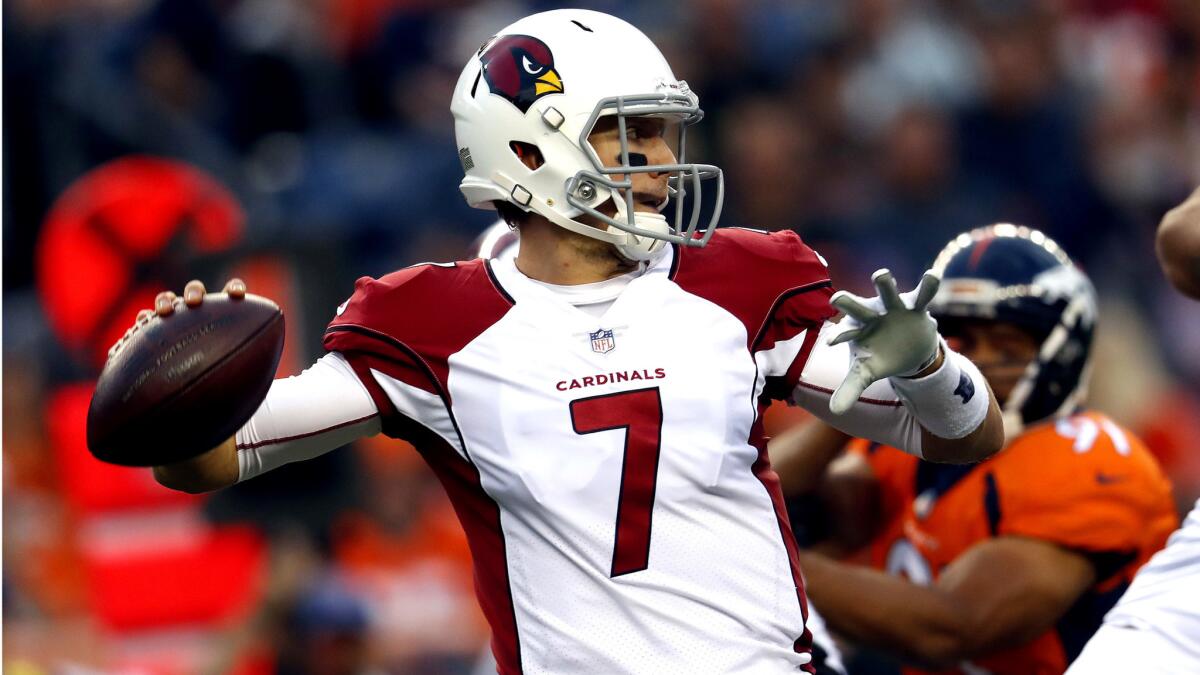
[566,89,724,252]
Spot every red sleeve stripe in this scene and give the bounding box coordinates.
[793,380,903,407]
[784,324,823,389]
[235,413,380,451]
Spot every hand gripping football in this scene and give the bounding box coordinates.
[86,293,284,466]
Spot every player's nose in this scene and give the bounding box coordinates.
[964,335,1000,364]
[645,139,676,179]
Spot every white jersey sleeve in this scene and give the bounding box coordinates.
[235,352,381,481]
[789,321,925,456]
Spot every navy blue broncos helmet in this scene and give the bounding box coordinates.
[929,224,1098,433]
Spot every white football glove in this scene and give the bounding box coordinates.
[828,269,941,415]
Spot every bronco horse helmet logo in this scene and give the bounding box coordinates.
[478,35,564,113]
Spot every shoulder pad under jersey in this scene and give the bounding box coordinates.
[671,228,836,350]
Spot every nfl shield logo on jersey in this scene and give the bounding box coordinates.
[589,328,615,354]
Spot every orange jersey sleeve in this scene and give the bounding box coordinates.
[990,412,1176,571]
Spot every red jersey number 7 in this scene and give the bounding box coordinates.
[570,387,664,578]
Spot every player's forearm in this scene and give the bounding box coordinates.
[892,346,1003,464]
[231,352,383,482]
[769,421,851,496]
[799,551,977,669]
[894,342,1007,462]
[153,436,239,494]
[812,454,883,555]
[1157,185,1200,299]
[918,379,1003,464]
[792,328,1001,463]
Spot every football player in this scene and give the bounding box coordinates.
[773,225,1177,674]
[1066,186,1200,674]
[466,218,851,675]
[135,10,1002,674]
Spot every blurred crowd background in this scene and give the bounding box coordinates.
[4,0,1200,673]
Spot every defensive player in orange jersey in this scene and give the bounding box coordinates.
[772,224,1178,675]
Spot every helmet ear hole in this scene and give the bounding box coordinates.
[509,141,545,170]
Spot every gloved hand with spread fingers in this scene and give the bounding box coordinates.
[828,269,942,415]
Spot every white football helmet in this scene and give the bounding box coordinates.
[451,9,723,261]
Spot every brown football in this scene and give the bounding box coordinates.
[87,293,285,467]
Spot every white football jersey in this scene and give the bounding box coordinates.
[1105,499,1200,647]
[324,229,834,674]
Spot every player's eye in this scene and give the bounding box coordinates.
[522,56,543,75]
[998,345,1027,361]
[627,122,661,141]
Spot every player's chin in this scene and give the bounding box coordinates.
[607,244,640,269]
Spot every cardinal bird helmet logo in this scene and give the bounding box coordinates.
[478,35,564,113]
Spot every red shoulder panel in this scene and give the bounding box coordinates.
[323,259,514,399]
[325,262,523,671]
[672,228,836,353]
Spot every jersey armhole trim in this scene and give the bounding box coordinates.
[324,324,472,463]
[794,379,903,407]
[784,325,823,388]
[750,279,834,352]
[485,259,516,305]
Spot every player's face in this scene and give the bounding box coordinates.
[587,115,677,214]
[941,321,1039,405]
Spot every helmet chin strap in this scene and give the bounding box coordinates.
[610,194,668,261]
